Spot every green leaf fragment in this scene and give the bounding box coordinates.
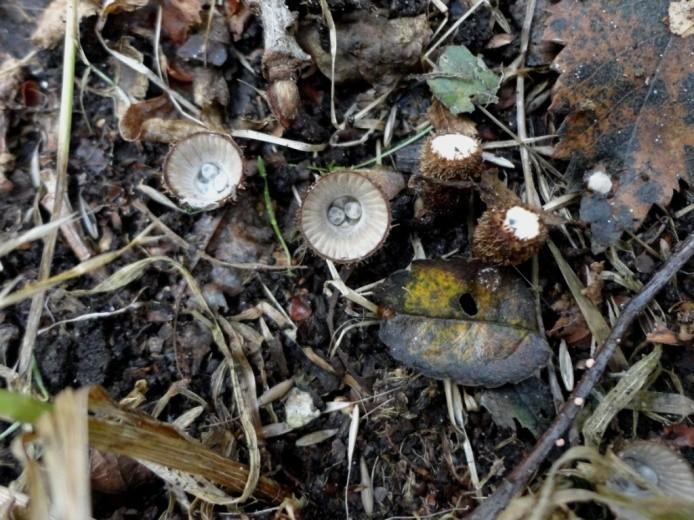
[427,45,500,114]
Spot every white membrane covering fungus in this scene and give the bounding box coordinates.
[430,134,480,161]
[503,206,541,241]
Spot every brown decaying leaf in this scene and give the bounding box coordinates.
[544,0,694,252]
[90,450,153,494]
[662,423,694,448]
[162,0,203,44]
[669,0,694,37]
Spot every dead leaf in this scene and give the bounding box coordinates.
[117,95,206,142]
[31,0,99,49]
[162,0,203,44]
[663,423,694,447]
[479,378,553,437]
[375,259,550,388]
[90,450,153,494]
[544,0,694,252]
[427,99,478,135]
[111,38,149,121]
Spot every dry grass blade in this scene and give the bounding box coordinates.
[295,428,339,447]
[18,0,79,376]
[582,346,662,447]
[0,214,77,258]
[548,239,627,369]
[558,340,574,392]
[360,456,374,516]
[35,388,91,520]
[345,404,360,519]
[627,391,694,417]
[0,224,155,312]
[0,387,287,506]
[257,378,294,407]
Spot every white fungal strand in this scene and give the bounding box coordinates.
[503,206,541,241]
[587,170,613,195]
[430,134,480,161]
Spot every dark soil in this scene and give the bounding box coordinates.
[1,1,693,519]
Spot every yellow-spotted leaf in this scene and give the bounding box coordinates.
[375,259,550,387]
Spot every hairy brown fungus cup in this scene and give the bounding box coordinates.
[416,133,483,214]
[300,171,391,263]
[472,204,548,266]
[420,133,483,181]
[163,132,243,210]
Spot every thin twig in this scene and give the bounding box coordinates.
[466,231,694,520]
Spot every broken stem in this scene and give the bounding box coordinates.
[466,231,694,520]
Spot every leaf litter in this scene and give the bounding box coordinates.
[0,0,693,518]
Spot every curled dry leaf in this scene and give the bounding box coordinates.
[375,259,550,387]
[544,0,694,252]
[119,96,207,143]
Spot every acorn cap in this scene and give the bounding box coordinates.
[420,133,483,181]
[610,441,694,499]
[163,132,243,210]
[472,204,548,266]
[300,171,391,263]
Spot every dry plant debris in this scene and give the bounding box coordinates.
[0,0,694,518]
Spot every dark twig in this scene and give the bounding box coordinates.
[466,231,694,520]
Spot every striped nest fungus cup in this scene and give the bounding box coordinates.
[299,171,391,263]
[163,132,244,210]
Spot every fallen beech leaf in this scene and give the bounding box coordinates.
[427,45,501,114]
[375,260,550,387]
[545,0,694,252]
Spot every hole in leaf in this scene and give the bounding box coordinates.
[458,292,478,316]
